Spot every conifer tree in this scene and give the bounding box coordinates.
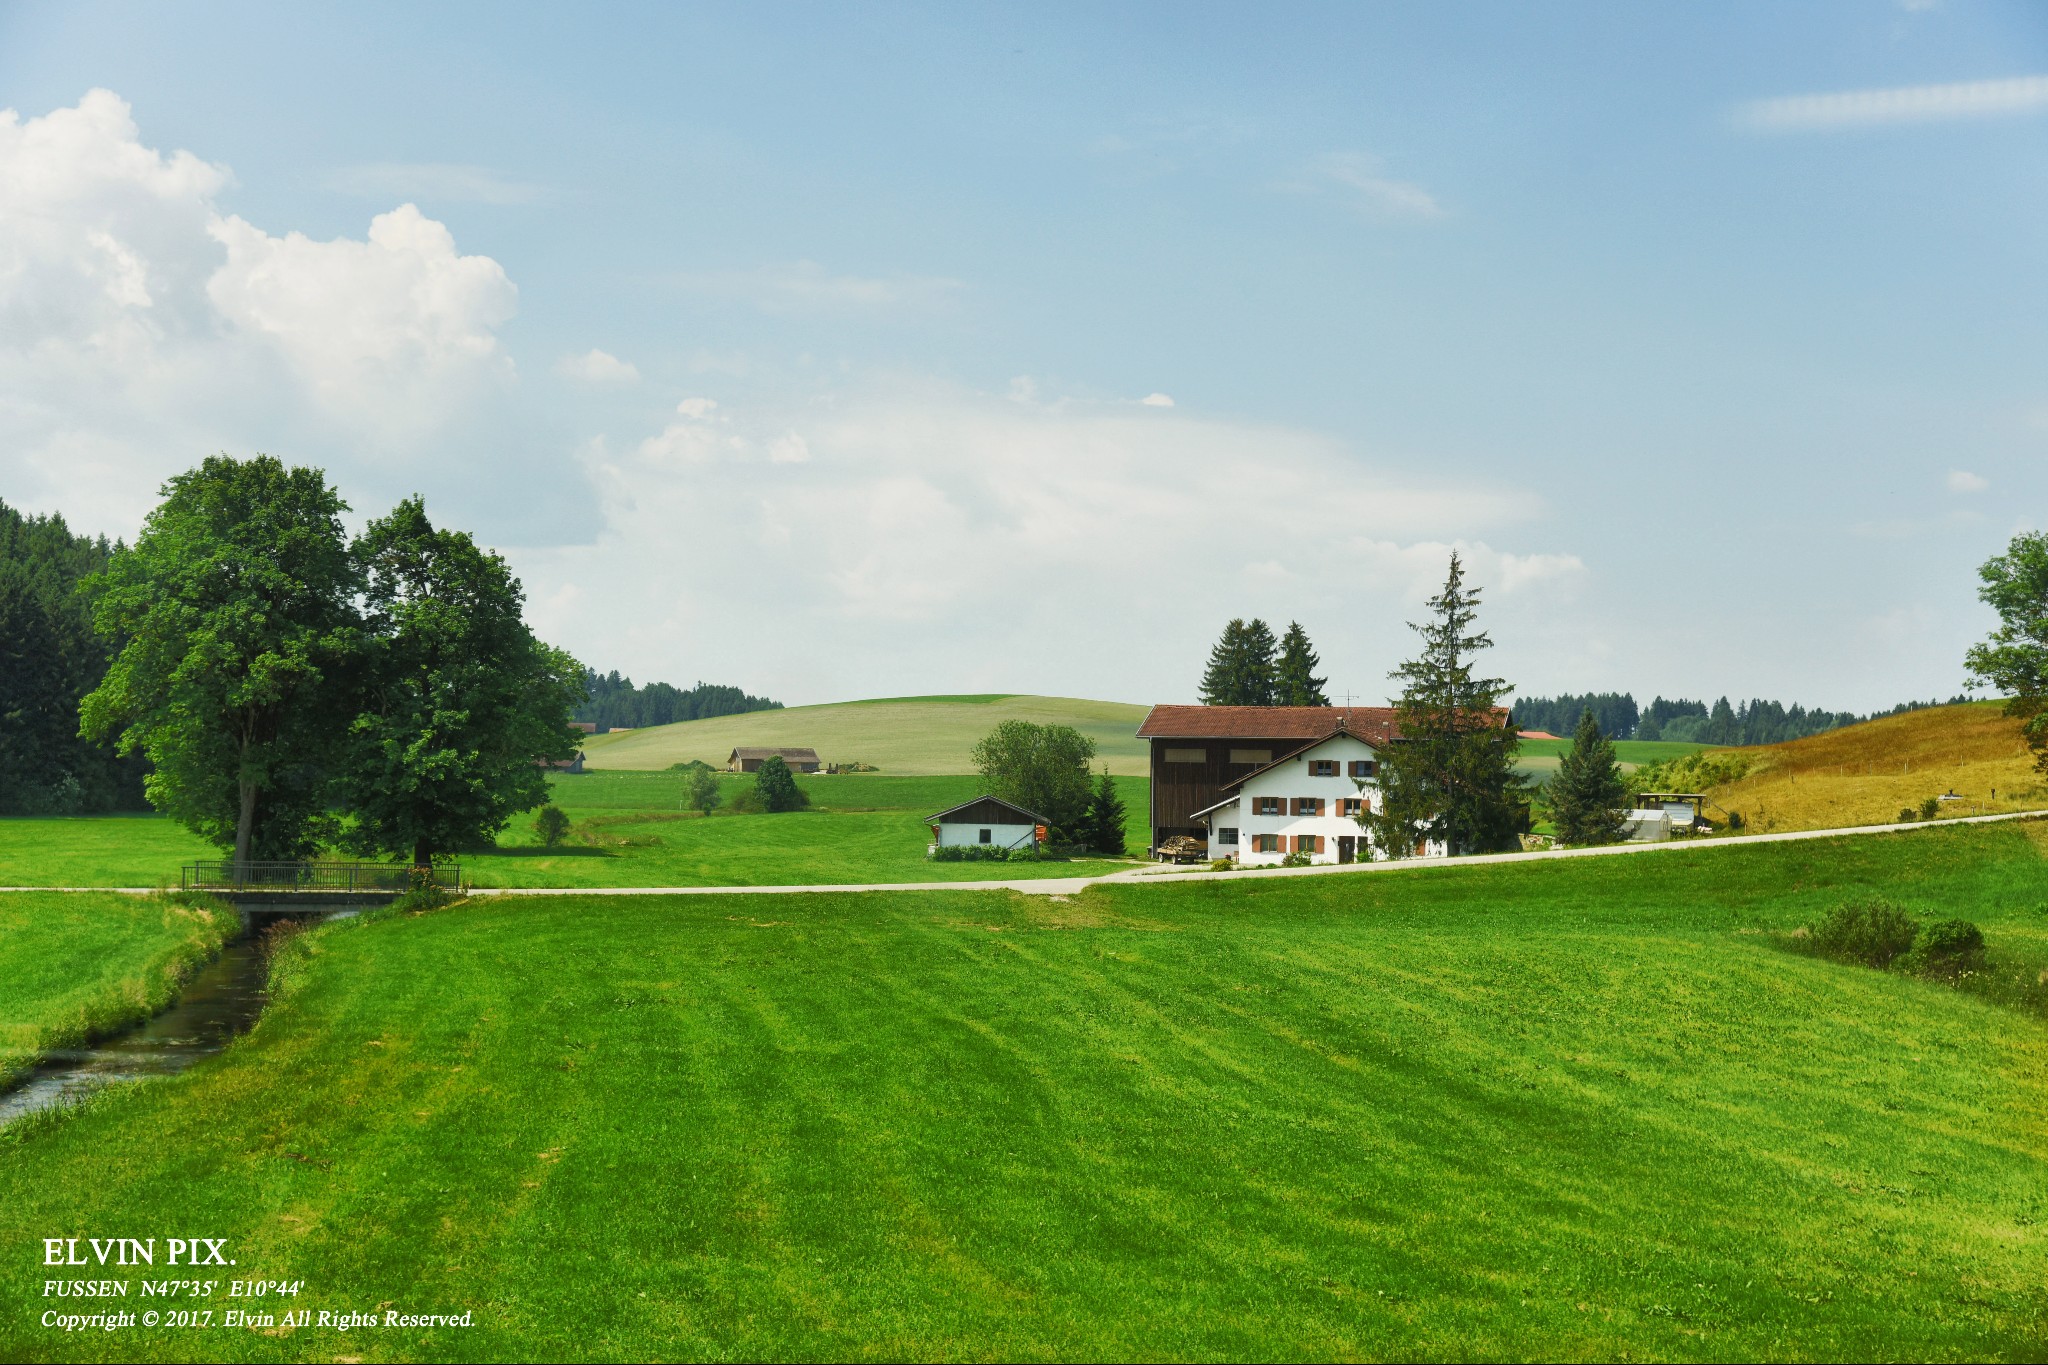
[1362,553,1528,857]
[1198,619,1250,705]
[1275,621,1329,707]
[1548,708,1629,847]
[1082,766,1127,854]
[1241,618,1279,705]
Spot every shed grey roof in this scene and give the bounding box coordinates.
[729,747,821,762]
[925,794,1048,825]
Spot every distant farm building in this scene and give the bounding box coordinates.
[541,752,585,774]
[926,796,1046,853]
[728,746,821,774]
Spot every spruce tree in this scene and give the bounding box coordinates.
[1241,618,1279,705]
[1362,553,1528,858]
[1083,766,1127,854]
[1549,708,1629,847]
[1275,621,1329,707]
[1198,619,1250,705]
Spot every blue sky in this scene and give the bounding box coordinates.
[2,1,2044,710]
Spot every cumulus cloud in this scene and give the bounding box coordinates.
[324,162,545,205]
[556,348,640,384]
[1735,75,2048,131]
[1140,393,1175,407]
[0,90,562,537]
[672,260,964,312]
[513,380,1575,702]
[1947,469,1989,493]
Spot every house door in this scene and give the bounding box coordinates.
[1337,836,1355,864]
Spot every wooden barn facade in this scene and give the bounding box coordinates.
[728,746,821,774]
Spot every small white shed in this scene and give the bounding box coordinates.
[926,796,1046,852]
[1621,809,1671,842]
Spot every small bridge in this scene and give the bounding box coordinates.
[180,861,462,907]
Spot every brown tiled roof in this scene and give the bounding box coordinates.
[730,746,821,762]
[1136,705,1403,744]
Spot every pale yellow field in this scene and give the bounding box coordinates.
[580,694,1154,775]
[1705,701,2044,832]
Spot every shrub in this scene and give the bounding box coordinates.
[534,805,570,847]
[684,766,721,815]
[1281,849,1313,868]
[1209,858,1236,871]
[754,756,810,813]
[930,844,1012,862]
[1806,897,1919,969]
[1920,796,1942,820]
[1726,810,1745,831]
[1898,807,1918,823]
[1908,918,1986,977]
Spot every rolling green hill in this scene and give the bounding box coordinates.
[581,693,1154,775]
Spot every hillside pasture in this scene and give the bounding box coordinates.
[1,823,2044,1360]
[580,693,1153,775]
[1514,736,1706,784]
[1696,702,2042,832]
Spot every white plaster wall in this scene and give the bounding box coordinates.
[935,820,1037,849]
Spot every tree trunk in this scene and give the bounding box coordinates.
[234,778,257,870]
[412,836,432,872]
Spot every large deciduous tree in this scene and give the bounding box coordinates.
[753,754,809,813]
[80,456,358,864]
[1362,553,1527,858]
[338,498,583,868]
[1548,709,1629,847]
[1966,531,2048,772]
[971,720,1096,835]
[1274,621,1329,707]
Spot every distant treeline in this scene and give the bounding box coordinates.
[1517,692,1972,747]
[0,498,147,813]
[576,670,782,730]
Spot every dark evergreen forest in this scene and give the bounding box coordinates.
[0,498,146,813]
[575,670,782,730]
[1515,691,1970,746]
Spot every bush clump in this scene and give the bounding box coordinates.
[1907,918,1986,977]
[930,844,1017,862]
[534,805,570,847]
[1806,897,1920,969]
[1919,796,1942,821]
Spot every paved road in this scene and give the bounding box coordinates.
[12,808,2041,900]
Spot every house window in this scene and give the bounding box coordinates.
[1309,760,1339,777]
[1291,797,1325,817]
[1350,760,1377,778]
[1217,827,1239,846]
[1252,833,1281,853]
[979,828,992,844]
[1229,749,1272,765]
[1254,796,1282,816]
[1339,797,1366,817]
[1291,835,1324,855]
[1164,747,1207,763]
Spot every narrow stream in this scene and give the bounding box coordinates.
[0,906,349,1126]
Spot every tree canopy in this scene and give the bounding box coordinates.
[577,671,779,729]
[753,754,809,812]
[337,498,583,867]
[970,720,1096,834]
[1079,767,1127,855]
[1362,553,1527,858]
[1549,709,1629,847]
[1965,531,2048,771]
[0,498,144,814]
[1274,622,1329,707]
[80,456,359,864]
[1198,618,1278,706]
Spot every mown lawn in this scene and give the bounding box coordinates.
[0,775,1154,889]
[2,823,2044,1360]
[0,891,232,1085]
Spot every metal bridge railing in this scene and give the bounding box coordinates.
[180,861,462,894]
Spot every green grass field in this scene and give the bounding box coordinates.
[0,775,1154,889]
[1514,737,1708,783]
[581,694,1153,775]
[0,891,231,1085]
[4,823,2044,1360]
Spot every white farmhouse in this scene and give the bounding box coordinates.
[1187,729,1446,865]
[926,795,1046,854]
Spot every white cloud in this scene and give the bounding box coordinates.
[672,260,964,312]
[1282,152,1444,221]
[0,90,558,538]
[515,379,1574,703]
[1736,75,2048,132]
[675,397,718,419]
[1947,469,1989,493]
[324,162,544,205]
[556,348,640,385]
[1140,393,1175,407]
